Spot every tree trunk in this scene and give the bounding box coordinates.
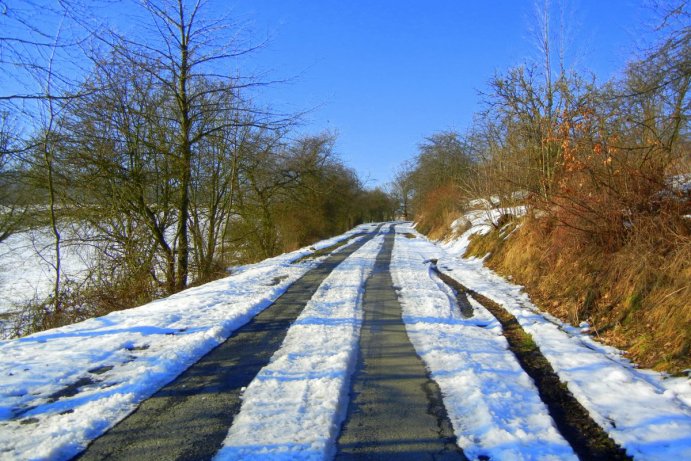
[175,6,191,292]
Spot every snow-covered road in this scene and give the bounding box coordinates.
[0,220,689,461]
[0,225,377,460]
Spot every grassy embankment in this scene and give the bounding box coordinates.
[432,211,690,374]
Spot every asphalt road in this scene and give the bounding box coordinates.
[74,225,468,460]
[335,229,467,461]
[73,226,381,461]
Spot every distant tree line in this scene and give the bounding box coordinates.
[0,0,395,334]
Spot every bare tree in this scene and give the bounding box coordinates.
[0,112,27,243]
[25,13,74,319]
[390,162,414,220]
[102,0,266,291]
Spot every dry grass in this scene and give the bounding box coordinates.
[465,216,518,260]
[414,184,465,239]
[424,209,464,241]
[465,211,691,374]
[604,216,691,371]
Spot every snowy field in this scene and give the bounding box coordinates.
[0,227,93,316]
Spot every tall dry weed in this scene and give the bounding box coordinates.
[414,184,465,237]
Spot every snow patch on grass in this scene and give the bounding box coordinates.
[434,214,691,461]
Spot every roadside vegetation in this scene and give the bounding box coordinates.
[0,1,396,337]
[395,2,689,373]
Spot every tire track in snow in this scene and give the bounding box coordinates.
[390,226,577,461]
[435,220,691,461]
[214,225,389,460]
[433,268,630,461]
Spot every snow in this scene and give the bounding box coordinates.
[669,173,691,194]
[2,213,689,461]
[0,226,93,316]
[443,206,526,258]
[390,226,576,461]
[214,226,387,461]
[432,214,691,461]
[0,223,377,461]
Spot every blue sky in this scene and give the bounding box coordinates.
[226,1,657,187]
[4,1,660,187]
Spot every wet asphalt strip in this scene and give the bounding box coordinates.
[336,229,467,461]
[73,225,382,461]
